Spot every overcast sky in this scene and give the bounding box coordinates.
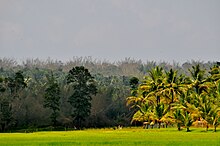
[0,0,219,63]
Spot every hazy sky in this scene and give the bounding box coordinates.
[0,0,220,63]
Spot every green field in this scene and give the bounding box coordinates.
[0,128,220,146]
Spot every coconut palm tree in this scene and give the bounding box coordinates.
[127,66,164,127]
[153,102,170,128]
[161,69,187,108]
[188,64,207,95]
[209,105,220,132]
[207,66,220,132]
[182,111,194,132]
[171,87,200,132]
[146,66,164,105]
[162,69,179,103]
[127,83,154,125]
[172,108,183,131]
[197,65,220,131]
[130,103,154,127]
[197,95,213,131]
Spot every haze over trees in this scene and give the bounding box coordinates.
[0,57,219,132]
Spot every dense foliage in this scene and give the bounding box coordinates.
[0,57,218,131]
[128,64,220,132]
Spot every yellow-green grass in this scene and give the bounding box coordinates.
[0,127,220,146]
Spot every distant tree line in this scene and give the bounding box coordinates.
[0,57,218,132]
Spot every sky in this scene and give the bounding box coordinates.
[0,0,220,64]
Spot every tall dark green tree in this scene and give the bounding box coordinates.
[67,66,97,129]
[44,72,61,126]
[0,71,27,131]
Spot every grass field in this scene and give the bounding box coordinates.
[0,127,220,146]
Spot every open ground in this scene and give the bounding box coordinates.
[0,127,220,146]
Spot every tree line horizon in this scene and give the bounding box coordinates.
[0,57,219,132]
[0,56,217,66]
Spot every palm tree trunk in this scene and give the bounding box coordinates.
[158,122,161,129]
[171,92,174,103]
[177,123,181,131]
[186,127,190,132]
[214,126,217,132]
[206,125,209,131]
[156,96,160,105]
